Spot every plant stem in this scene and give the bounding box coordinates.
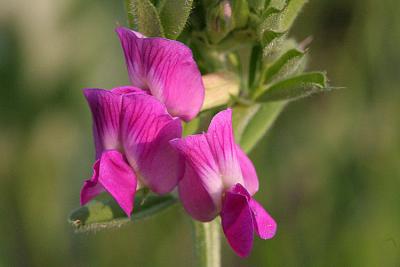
[192,219,221,267]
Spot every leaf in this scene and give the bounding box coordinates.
[278,0,308,31]
[261,30,286,57]
[248,45,262,89]
[264,48,306,83]
[233,102,286,153]
[126,0,164,37]
[256,72,328,102]
[267,0,287,10]
[158,0,193,39]
[201,72,240,111]
[249,0,267,14]
[262,0,307,33]
[68,194,177,232]
[232,104,261,143]
[258,0,307,55]
[183,117,200,136]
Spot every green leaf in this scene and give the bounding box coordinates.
[233,102,286,153]
[68,194,177,232]
[232,104,261,143]
[183,117,200,136]
[262,0,307,33]
[126,0,164,37]
[256,72,328,102]
[261,30,286,50]
[278,0,308,31]
[264,48,306,83]
[267,0,287,10]
[158,0,193,39]
[248,45,262,89]
[231,0,250,29]
[249,0,267,14]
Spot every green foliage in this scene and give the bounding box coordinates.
[158,0,194,39]
[183,117,200,136]
[256,72,328,102]
[264,48,306,83]
[68,194,177,232]
[233,102,286,153]
[258,0,307,55]
[126,0,165,36]
[267,0,287,10]
[262,0,307,32]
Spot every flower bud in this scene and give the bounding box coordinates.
[201,72,240,111]
[206,0,249,44]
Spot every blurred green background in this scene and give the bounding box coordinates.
[1,0,399,266]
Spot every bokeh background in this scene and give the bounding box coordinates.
[1,0,399,266]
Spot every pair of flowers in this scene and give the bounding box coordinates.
[80,27,276,257]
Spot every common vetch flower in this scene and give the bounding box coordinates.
[170,109,276,257]
[116,27,205,121]
[80,87,183,216]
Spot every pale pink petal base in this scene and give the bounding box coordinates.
[236,145,259,196]
[80,150,137,216]
[206,109,244,189]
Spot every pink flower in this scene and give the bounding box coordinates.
[80,87,183,216]
[116,27,205,121]
[170,109,276,257]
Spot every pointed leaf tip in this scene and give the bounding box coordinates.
[256,72,328,102]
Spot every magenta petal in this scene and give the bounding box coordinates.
[97,150,137,216]
[206,109,244,189]
[120,93,182,193]
[111,86,146,95]
[139,118,184,194]
[236,145,259,196]
[80,160,105,205]
[178,163,218,222]
[249,198,277,239]
[170,135,224,209]
[221,185,254,258]
[84,89,121,159]
[116,27,205,121]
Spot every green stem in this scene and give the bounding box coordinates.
[192,219,221,267]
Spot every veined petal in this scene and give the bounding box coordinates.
[84,89,121,159]
[249,198,277,240]
[221,184,254,258]
[111,85,146,95]
[178,163,218,222]
[236,145,259,196]
[206,109,244,189]
[80,150,137,216]
[116,27,205,121]
[139,118,184,193]
[170,135,224,211]
[120,93,182,193]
